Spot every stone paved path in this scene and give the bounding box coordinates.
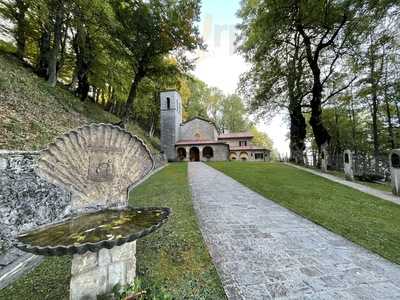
[188,162,400,299]
[288,163,400,206]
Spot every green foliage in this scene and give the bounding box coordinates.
[250,126,273,150]
[237,0,400,161]
[219,94,250,132]
[0,40,16,54]
[210,162,400,265]
[0,52,159,152]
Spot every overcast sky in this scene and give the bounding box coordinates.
[192,0,290,156]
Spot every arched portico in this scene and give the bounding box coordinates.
[177,147,187,161]
[239,152,249,161]
[229,152,237,161]
[202,146,214,160]
[190,147,200,161]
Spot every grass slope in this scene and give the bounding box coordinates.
[0,53,159,151]
[0,164,225,299]
[209,162,400,265]
[130,163,226,299]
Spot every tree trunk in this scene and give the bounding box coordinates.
[122,68,145,124]
[289,105,306,164]
[57,21,69,73]
[309,65,330,149]
[349,93,359,173]
[369,49,380,173]
[383,59,395,149]
[73,17,94,101]
[37,29,51,78]
[15,0,28,60]
[371,92,379,172]
[48,1,64,87]
[287,35,306,164]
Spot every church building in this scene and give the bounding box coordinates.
[160,90,270,162]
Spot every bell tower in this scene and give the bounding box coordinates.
[160,91,182,161]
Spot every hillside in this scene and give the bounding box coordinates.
[0,53,160,152]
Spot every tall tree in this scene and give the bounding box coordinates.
[0,0,29,59]
[110,0,202,123]
[237,0,310,163]
[47,0,65,87]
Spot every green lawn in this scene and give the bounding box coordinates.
[209,161,400,265]
[328,171,392,192]
[327,169,392,193]
[130,163,226,299]
[0,164,225,299]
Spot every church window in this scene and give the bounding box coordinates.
[166,97,171,109]
[239,140,247,146]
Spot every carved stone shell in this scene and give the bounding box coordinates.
[36,124,154,212]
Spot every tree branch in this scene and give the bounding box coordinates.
[322,76,357,104]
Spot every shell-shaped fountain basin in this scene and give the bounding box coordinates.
[15,207,170,256]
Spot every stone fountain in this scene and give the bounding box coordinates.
[14,124,170,300]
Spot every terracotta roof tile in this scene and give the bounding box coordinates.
[218,132,254,139]
[230,145,269,151]
[175,140,228,146]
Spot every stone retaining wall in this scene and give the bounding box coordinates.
[0,150,71,287]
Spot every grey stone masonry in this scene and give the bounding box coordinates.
[70,242,136,300]
[0,151,71,251]
[389,149,400,196]
[189,162,400,299]
[160,91,182,161]
[0,150,70,288]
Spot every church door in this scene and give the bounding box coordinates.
[190,147,200,161]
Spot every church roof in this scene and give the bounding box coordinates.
[230,145,270,151]
[181,117,219,132]
[175,140,228,146]
[218,132,254,139]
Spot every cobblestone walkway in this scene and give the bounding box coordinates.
[188,162,400,299]
[288,163,400,206]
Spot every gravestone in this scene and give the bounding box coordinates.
[343,149,354,181]
[390,149,400,196]
[14,124,171,300]
[321,144,329,172]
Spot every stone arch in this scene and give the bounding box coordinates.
[177,147,187,161]
[203,146,214,160]
[392,153,400,168]
[239,152,249,161]
[229,153,237,161]
[190,147,200,162]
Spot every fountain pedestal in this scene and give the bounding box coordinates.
[14,124,170,300]
[70,242,136,300]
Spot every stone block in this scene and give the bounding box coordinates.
[0,157,8,170]
[98,248,112,266]
[343,150,354,181]
[390,149,400,196]
[321,144,328,172]
[126,259,136,284]
[108,261,127,289]
[111,241,136,262]
[70,265,108,300]
[71,252,98,276]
